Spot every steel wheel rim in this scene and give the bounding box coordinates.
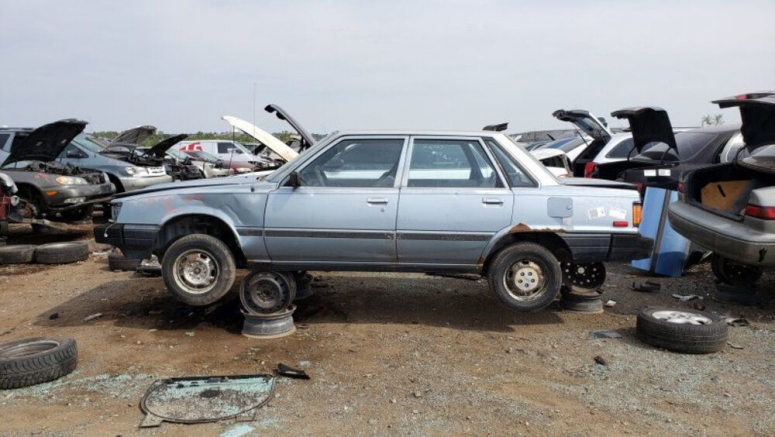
[563,262,605,289]
[173,249,219,295]
[503,259,546,301]
[652,310,712,325]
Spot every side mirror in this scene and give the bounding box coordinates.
[289,171,301,188]
[66,149,85,159]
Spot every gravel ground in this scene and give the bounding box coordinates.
[1,223,774,436]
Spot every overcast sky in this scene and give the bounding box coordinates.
[1,1,773,135]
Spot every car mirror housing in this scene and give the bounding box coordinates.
[66,149,85,159]
[289,171,301,188]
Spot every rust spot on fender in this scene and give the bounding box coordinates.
[509,223,532,233]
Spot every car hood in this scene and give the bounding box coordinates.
[713,92,775,153]
[113,170,276,199]
[3,119,87,165]
[110,125,157,146]
[552,109,612,142]
[221,115,298,162]
[145,134,189,157]
[264,104,316,151]
[611,107,676,153]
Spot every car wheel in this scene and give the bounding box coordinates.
[710,254,762,286]
[35,242,89,264]
[240,271,297,315]
[0,245,37,264]
[0,337,78,389]
[488,242,562,312]
[562,262,606,290]
[636,307,728,354]
[162,234,236,306]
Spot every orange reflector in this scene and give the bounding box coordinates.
[632,203,643,227]
[46,191,58,196]
[613,221,629,227]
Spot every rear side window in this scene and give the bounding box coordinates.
[407,139,503,188]
[485,139,536,187]
[606,138,635,158]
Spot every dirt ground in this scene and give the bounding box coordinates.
[1,222,775,436]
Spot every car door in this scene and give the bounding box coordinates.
[396,137,514,265]
[264,136,407,264]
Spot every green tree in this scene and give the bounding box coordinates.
[701,114,724,127]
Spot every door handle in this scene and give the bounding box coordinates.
[482,198,504,205]
[367,197,389,204]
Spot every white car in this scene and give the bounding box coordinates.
[177,139,265,167]
[530,148,572,177]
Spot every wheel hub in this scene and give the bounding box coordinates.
[505,260,546,300]
[652,310,712,325]
[174,251,218,294]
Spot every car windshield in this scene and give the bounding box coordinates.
[71,134,106,153]
[167,149,186,160]
[542,137,586,153]
[194,150,222,162]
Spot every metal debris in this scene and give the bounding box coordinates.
[632,280,661,293]
[589,330,622,339]
[672,294,702,302]
[604,300,617,307]
[594,355,608,366]
[726,317,750,327]
[83,313,103,322]
[276,363,310,380]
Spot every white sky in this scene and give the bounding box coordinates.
[1,0,773,135]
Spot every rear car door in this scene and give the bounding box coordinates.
[265,136,407,264]
[396,137,513,265]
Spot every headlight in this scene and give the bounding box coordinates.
[55,176,88,185]
[125,167,149,176]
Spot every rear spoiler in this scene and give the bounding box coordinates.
[483,122,508,132]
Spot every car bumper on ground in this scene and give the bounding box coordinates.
[46,182,116,210]
[95,223,161,259]
[561,232,654,263]
[669,202,775,265]
[119,175,173,192]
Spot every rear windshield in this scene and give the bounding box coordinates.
[545,137,586,153]
[675,132,717,160]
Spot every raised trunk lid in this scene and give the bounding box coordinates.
[552,109,612,143]
[610,107,677,153]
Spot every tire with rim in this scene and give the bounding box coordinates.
[0,337,78,389]
[562,262,606,290]
[636,307,728,354]
[488,242,562,312]
[161,234,236,306]
[710,254,762,286]
[35,242,89,264]
[240,271,297,315]
[0,245,36,264]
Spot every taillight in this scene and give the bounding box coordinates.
[745,204,775,220]
[632,202,643,227]
[613,221,629,227]
[584,162,598,178]
[677,182,684,193]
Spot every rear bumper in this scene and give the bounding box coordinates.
[94,223,160,259]
[669,201,775,265]
[561,233,653,263]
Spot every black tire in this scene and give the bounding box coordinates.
[0,337,78,389]
[0,220,8,237]
[636,307,728,354]
[35,242,89,264]
[560,294,603,313]
[107,252,141,272]
[712,285,760,306]
[488,242,562,312]
[0,245,36,264]
[711,254,762,286]
[240,271,297,314]
[161,234,236,306]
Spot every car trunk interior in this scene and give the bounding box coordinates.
[571,139,606,177]
[685,163,775,219]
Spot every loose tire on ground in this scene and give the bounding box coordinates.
[488,242,562,312]
[0,337,78,389]
[0,245,36,264]
[636,307,728,354]
[107,252,141,272]
[161,234,236,306]
[35,242,89,264]
[710,254,762,286]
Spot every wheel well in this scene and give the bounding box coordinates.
[106,173,124,193]
[15,183,46,215]
[482,232,572,276]
[154,215,247,268]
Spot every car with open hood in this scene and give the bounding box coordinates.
[669,92,775,285]
[100,131,203,182]
[58,125,173,193]
[96,128,651,315]
[0,119,115,221]
[179,150,236,178]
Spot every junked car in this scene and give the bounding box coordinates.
[0,120,115,221]
[529,148,572,177]
[179,150,236,178]
[669,92,775,286]
[100,133,204,182]
[97,129,651,314]
[0,172,25,237]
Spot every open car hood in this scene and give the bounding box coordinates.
[552,109,612,142]
[221,115,298,162]
[611,106,676,153]
[3,119,87,166]
[145,134,188,157]
[264,104,316,151]
[713,92,775,153]
[110,125,157,146]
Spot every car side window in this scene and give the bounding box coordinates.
[298,138,404,188]
[0,133,9,152]
[485,139,536,187]
[218,142,243,154]
[407,139,503,188]
[606,138,634,158]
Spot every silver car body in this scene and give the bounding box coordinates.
[98,131,649,272]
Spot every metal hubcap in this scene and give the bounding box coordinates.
[652,310,712,325]
[174,250,219,294]
[504,260,546,301]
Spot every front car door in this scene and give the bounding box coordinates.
[264,136,407,266]
[396,137,514,266]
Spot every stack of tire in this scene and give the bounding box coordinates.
[0,242,89,265]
